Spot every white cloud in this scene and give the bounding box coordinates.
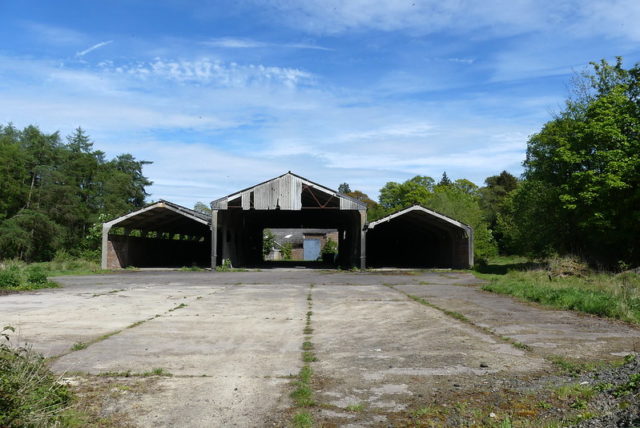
[0,50,545,206]
[76,40,113,57]
[98,58,314,88]
[253,0,640,41]
[203,37,331,51]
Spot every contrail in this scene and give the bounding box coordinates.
[76,40,113,57]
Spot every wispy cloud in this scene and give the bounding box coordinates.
[252,0,640,41]
[203,37,331,51]
[22,21,86,45]
[97,58,315,88]
[76,40,113,57]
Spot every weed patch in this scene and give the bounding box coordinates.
[71,342,88,351]
[477,257,640,324]
[346,403,365,412]
[0,326,75,426]
[292,411,313,427]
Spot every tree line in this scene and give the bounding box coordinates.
[0,125,151,262]
[338,58,639,269]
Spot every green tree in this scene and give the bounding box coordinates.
[338,183,351,193]
[479,171,519,252]
[500,58,640,266]
[193,202,212,215]
[0,124,153,261]
[438,171,452,186]
[0,210,61,262]
[263,229,276,258]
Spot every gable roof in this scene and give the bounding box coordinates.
[367,204,472,234]
[103,200,210,235]
[211,171,367,210]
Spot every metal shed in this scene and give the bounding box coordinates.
[211,172,368,268]
[366,205,473,269]
[101,200,211,269]
[101,174,474,270]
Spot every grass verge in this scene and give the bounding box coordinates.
[475,256,640,324]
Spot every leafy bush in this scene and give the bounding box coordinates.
[282,243,293,261]
[0,267,23,288]
[321,238,338,255]
[0,327,73,426]
[26,267,48,285]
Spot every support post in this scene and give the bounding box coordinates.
[211,209,218,269]
[468,227,474,269]
[359,209,367,270]
[101,223,112,270]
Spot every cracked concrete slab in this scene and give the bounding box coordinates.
[394,282,640,360]
[2,270,639,426]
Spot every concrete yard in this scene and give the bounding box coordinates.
[2,270,639,426]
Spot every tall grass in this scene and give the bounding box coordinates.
[0,327,75,426]
[478,256,640,324]
[0,255,104,290]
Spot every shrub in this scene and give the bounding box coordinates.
[26,267,48,285]
[0,267,23,288]
[0,327,73,426]
[321,238,338,255]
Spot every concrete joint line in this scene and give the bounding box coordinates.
[387,284,533,355]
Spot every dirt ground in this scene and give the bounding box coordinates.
[1,270,639,427]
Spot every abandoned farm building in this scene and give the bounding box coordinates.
[102,172,473,270]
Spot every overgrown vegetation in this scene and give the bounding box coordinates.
[0,124,151,263]
[0,262,59,290]
[496,58,640,268]
[477,255,640,324]
[0,326,76,427]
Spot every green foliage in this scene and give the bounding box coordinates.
[0,258,100,289]
[0,210,61,262]
[337,182,351,193]
[0,267,22,288]
[0,124,152,263]
[479,171,519,251]
[321,237,338,255]
[498,58,640,267]
[281,242,293,261]
[193,201,211,215]
[0,327,73,427]
[480,264,640,324]
[25,266,47,285]
[262,229,276,258]
[613,373,640,397]
[292,412,313,428]
[438,171,452,186]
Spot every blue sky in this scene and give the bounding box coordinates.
[1,1,639,207]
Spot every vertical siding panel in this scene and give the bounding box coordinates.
[241,191,250,210]
[292,176,302,210]
[280,174,291,209]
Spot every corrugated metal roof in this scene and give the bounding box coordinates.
[211,171,367,211]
